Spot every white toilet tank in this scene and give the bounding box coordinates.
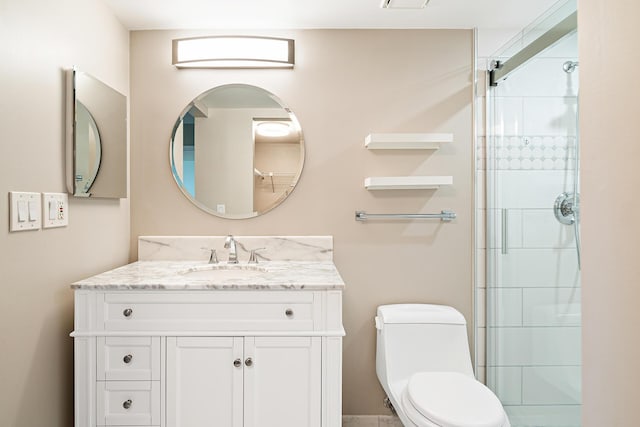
[376,304,474,388]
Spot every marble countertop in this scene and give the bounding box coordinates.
[71,261,345,290]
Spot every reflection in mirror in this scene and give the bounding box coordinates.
[66,68,127,198]
[74,101,102,194]
[170,84,304,219]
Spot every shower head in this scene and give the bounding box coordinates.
[563,60,579,73]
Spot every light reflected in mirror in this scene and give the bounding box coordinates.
[170,84,304,219]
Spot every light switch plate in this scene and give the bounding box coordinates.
[9,191,41,231]
[42,193,69,228]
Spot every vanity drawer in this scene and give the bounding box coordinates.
[97,337,160,381]
[97,381,160,426]
[102,292,317,332]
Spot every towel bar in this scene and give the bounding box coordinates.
[355,210,456,222]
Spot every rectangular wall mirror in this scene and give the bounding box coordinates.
[66,67,127,198]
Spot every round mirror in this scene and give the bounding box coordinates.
[170,84,305,219]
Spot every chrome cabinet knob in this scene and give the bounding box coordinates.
[123,308,133,317]
[123,354,133,364]
[285,308,294,317]
[123,399,132,409]
[233,358,242,368]
[245,357,253,367]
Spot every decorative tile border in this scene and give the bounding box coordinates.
[482,135,577,170]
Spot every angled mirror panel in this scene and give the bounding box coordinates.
[66,68,127,198]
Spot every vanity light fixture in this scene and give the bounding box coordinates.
[172,36,294,69]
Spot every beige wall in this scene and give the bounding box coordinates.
[130,29,474,414]
[0,1,130,426]
[580,1,640,425]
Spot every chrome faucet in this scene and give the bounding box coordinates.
[208,249,218,264]
[224,235,238,264]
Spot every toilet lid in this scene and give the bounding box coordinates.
[406,372,506,427]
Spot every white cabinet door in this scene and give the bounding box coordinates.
[243,337,321,427]
[167,337,244,427]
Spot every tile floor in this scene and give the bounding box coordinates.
[342,415,404,427]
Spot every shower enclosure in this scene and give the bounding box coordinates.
[480,1,580,426]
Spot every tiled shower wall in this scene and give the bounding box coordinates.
[478,32,581,426]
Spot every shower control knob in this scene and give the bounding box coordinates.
[123,399,132,409]
[123,308,133,317]
[123,354,133,364]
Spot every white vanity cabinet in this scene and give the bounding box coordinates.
[72,288,343,427]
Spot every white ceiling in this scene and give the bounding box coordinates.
[104,0,559,32]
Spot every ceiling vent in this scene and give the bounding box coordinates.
[381,0,430,9]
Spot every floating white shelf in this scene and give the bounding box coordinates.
[365,133,453,150]
[364,176,453,190]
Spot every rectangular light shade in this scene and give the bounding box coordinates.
[173,36,294,69]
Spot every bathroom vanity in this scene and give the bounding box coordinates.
[71,236,344,427]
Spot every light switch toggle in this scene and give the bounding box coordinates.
[49,201,57,220]
[17,201,28,222]
[28,201,38,222]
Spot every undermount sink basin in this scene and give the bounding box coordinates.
[180,265,268,280]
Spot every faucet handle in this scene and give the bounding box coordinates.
[248,248,266,264]
[208,249,218,264]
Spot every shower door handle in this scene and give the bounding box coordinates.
[501,209,508,255]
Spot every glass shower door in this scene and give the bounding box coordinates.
[485,3,581,426]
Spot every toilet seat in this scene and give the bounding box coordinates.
[403,372,506,427]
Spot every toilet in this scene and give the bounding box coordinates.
[375,304,510,427]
